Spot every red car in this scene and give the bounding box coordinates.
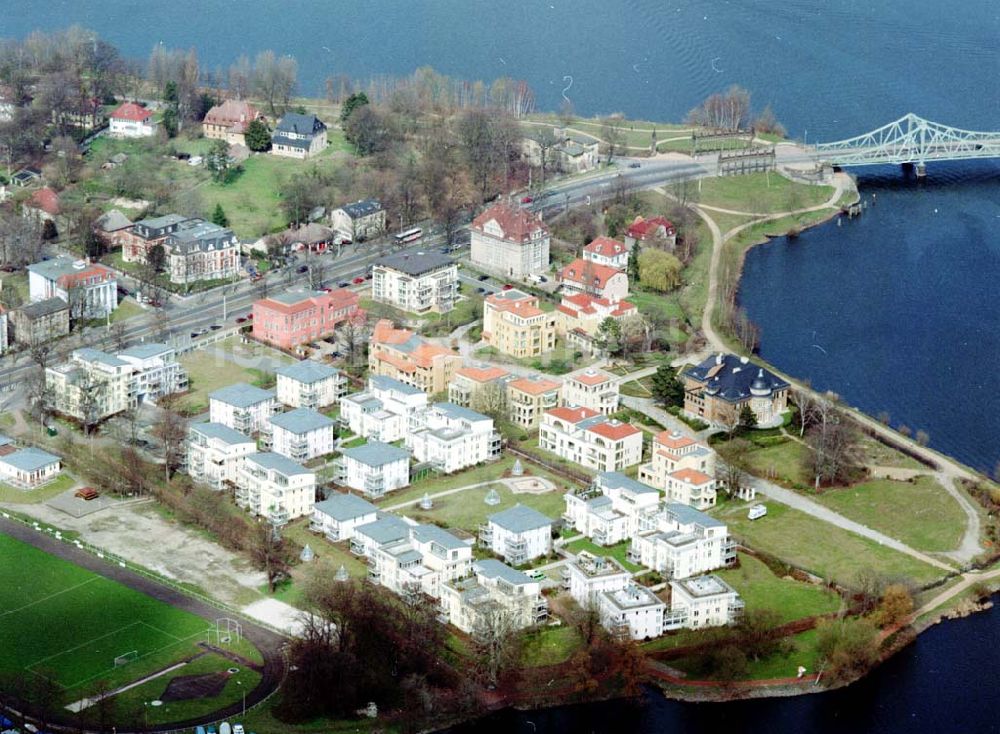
[520,195,533,204]
[236,317,247,324]
[502,283,514,290]
[352,276,365,284]
[246,313,254,320]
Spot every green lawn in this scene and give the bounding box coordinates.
[857,436,926,470]
[520,625,581,667]
[669,628,822,681]
[176,340,291,415]
[716,555,841,624]
[0,534,257,702]
[813,476,966,553]
[0,473,77,503]
[110,297,145,324]
[735,437,813,489]
[0,271,29,303]
[717,501,945,586]
[564,537,642,573]
[706,211,756,237]
[697,173,834,216]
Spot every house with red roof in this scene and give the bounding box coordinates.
[582,237,629,269]
[368,319,462,394]
[109,102,156,138]
[470,203,550,279]
[23,187,62,226]
[637,429,720,509]
[624,216,677,250]
[203,99,262,146]
[539,406,643,472]
[482,289,557,358]
[448,364,512,407]
[563,367,620,415]
[252,288,362,351]
[557,257,629,302]
[27,257,118,320]
[555,292,638,356]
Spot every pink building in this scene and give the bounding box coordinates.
[252,289,362,350]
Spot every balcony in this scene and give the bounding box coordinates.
[663,609,689,630]
[592,528,608,546]
[728,598,746,620]
[267,505,289,526]
[723,538,738,564]
[363,474,385,496]
[477,524,493,546]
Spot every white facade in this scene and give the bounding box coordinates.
[187,422,257,490]
[340,376,428,443]
[109,114,157,138]
[666,575,743,631]
[46,348,136,423]
[234,452,316,524]
[372,254,459,314]
[481,504,553,566]
[0,447,61,488]
[637,430,719,510]
[27,258,118,320]
[406,402,501,474]
[630,503,734,580]
[598,585,666,641]
[470,205,550,279]
[539,407,643,473]
[369,523,474,600]
[117,343,188,404]
[208,383,277,435]
[563,472,660,546]
[265,408,337,462]
[336,441,411,498]
[440,559,548,634]
[562,368,620,415]
[563,552,631,609]
[275,361,347,410]
[310,493,379,543]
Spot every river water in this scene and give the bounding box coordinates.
[3,0,999,728]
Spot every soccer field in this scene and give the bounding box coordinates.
[0,533,219,693]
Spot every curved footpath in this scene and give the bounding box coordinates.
[0,516,288,734]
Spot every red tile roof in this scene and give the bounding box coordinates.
[626,215,675,240]
[570,369,614,386]
[583,236,626,257]
[653,430,698,450]
[372,319,414,345]
[486,291,546,318]
[558,258,624,290]
[586,420,641,441]
[203,100,261,132]
[455,366,510,383]
[671,468,713,485]
[509,377,561,395]
[110,102,151,122]
[471,203,548,243]
[28,187,60,216]
[546,406,599,424]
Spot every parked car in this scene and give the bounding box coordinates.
[210,324,222,331]
[338,281,349,288]
[246,313,254,320]
[235,317,247,324]
[538,275,548,283]
[233,726,245,734]
[520,195,533,203]
[352,276,365,284]
[628,161,641,168]
[501,283,514,290]
[188,155,203,166]
[364,273,373,280]
[476,287,486,294]
[297,265,309,274]
[477,274,490,281]
[748,504,768,520]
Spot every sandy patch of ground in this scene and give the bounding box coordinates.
[242,598,314,637]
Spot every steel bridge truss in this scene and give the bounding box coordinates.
[814,113,1000,166]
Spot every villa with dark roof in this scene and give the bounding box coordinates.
[120,214,240,286]
[330,199,386,242]
[682,353,790,428]
[271,112,327,159]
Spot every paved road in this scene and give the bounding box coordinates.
[0,515,287,733]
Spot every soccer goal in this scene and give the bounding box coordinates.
[207,617,243,646]
[114,650,139,667]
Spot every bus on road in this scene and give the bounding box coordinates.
[393,227,423,245]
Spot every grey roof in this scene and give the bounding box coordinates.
[267,290,325,306]
[597,471,659,496]
[168,219,237,254]
[488,504,552,534]
[354,515,411,545]
[411,523,468,551]
[340,440,410,467]
[269,407,335,434]
[338,199,383,219]
[375,251,454,277]
[664,502,725,529]
[684,353,790,403]
[246,451,313,477]
[94,209,133,232]
[209,383,275,408]
[277,360,340,384]
[27,257,112,282]
[135,213,188,231]
[313,493,378,522]
[0,447,59,473]
[190,422,255,446]
[674,574,736,598]
[75,348,129,369]
[18,297,67,318]
[118,343,172,360]
[431,402,490,423]
[275,113,326,136]
[370,375,423,396]
[473,559,534,586]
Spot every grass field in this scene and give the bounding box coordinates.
[696,173,834,215]
[176,340,292,415]
[520,625,581,667]
[737,438,813,489]
[0,533,250,699]
[0,473,77,503]
[716,555,842,624]
[109,298,145,324]
[813,476,965,553]
[717,500,945,586]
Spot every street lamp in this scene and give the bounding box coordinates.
[237,679,246,716]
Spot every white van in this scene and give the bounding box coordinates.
[747,504,768,521]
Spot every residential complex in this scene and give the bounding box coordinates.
[275,360,347,409]
[368,320,461,394]
[624,215,677,250]
[406,402,501,474]
[482,289,557,358]
[682,353,790,428]
[631,502,734,580]
[46,348,137,423]
[271,113,328,159]
[371,252,458,314]
[10,297,69,346]
[556,293,638,356]
[562,367,620,415]
[448,365,511,408]
[480,504,553,565]
[264,408,337,462]
[235,452,316,524]
[186,422,257,491]
[340,375,428,443]
[557,258,629,302]
[539,407,643,473]
[27,258,117,320]
[441,559,548,634]
[331,199,385,242]
[335,441,411,498]
[121,215,240,285]
[117,343,188,404]
[208,383,277,435]
[637,430,719,509]
[470,203,550,279]
[368,523,474,600]
[507,376,562,429]
[310,493,379,543]
[666,575,743,631]
[563,471,660,547]
[252,288,362,351]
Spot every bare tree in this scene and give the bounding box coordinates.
[108,320,128,352]
[806,412,862,488]
[228,54,252,99]
[471,604,521,688]
[532,127,560,188]
[601,117,625,163]
[471,381,509,424]
[150,397,187,481]
[307,254,328,290]
[717,438,752,496]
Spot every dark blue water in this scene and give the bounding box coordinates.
[444,599,1000,734]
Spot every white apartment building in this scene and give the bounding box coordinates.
[264,408,337,462]
[372,252,459,314]
[310,493,379,543]
[481,504,553,566]
[27,258,117,320]
[117,343,189,404]
[406,402,501,474]
[666,575,743,631]
[187,422,257,491]
[369,523,474,600]
[350,515,414,559]
[208,383,277,435]
[447,365,511,408]
[276,360,347,410]
[563,551,632,609]
[638,430,718,510]
[598,584,666,641]
[234,452,316,525]
[340,376,428,443]
[563,367,620,415]
[563,471,660,546]
[0,447,61,488]
[630,502,734,580]
[539,407,643,473]
[440,559,548,634]
[46,348,136,423]
[470,203,550,279]
[336,441,411,498]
